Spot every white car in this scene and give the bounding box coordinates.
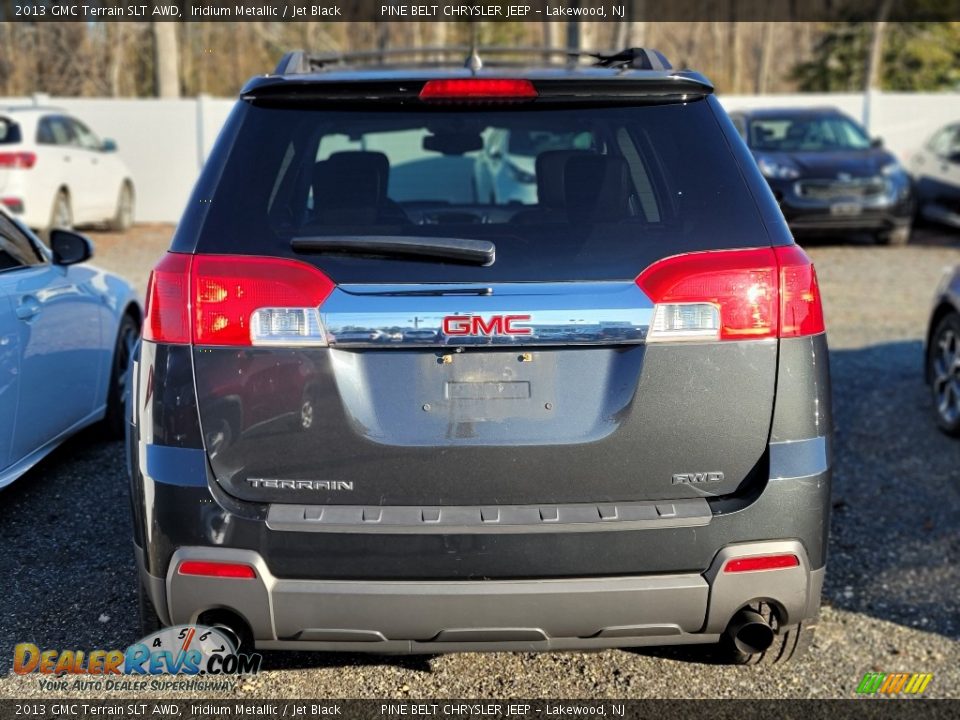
[473,128,595,205]
[0,107,134,235]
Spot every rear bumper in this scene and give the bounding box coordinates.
[141,540,822,653]
[129,334,832,652]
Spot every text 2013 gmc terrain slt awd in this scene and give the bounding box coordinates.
[128,47,832,664]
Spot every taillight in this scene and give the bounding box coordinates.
[143,253,191,344]
[419,78,538,101]
[636,246,824,342]
[0,152,36,169]
[177,560,256,579]
[723,554,799,573]
[775,245,825,338]
[192,255,334,346]
[143,253,335,347]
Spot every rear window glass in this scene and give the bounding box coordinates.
[198,100,767,283]
[0,118,21,145]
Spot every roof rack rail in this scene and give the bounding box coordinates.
[273,47,673,75]
[592,48,673,71]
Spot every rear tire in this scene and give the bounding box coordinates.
[928,312,960,437]
[103,313,140,439]
[44,190,72,243]
[719,602,816,665]
[109,182,135,232]
[877,225,911,246]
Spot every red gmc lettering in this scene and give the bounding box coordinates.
[442,315,532,336]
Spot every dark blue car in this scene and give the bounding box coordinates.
[729,107,914,244]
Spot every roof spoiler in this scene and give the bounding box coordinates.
[273,47,674,76]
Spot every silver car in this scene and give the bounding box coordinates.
[926,264,960,435]
[910,122,960,230]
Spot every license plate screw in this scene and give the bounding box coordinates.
[519,352,533,362]
[422,403,431,412]
[439,354,453,365]
[544,402,553,411]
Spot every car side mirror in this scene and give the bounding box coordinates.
[101,138,117,153]
[870,137,883,148]
[49,229,93,266]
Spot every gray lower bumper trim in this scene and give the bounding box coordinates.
[163,541,820,653]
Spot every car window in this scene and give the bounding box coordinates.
[37,116,74,146]
[730,115,747,137]
[70,118,102,151]
[0,215,44,272]
[748,115,871,152]
[199,101,770,283]
[927,126,959,158]
[0,118,21,145]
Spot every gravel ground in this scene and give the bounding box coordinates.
[0,225,958,699]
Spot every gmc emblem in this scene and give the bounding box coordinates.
[442,314,532,336]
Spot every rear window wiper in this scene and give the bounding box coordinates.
[290,235,495,266]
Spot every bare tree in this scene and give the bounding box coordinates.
[756,22,775,94]
[865,0,893,92]
[863,0,894,130]
[152,22,180,98]
[566,20,581,52]
[616,0,647,48]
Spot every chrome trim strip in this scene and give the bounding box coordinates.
[321,281,653,348]
[768,436,829,480]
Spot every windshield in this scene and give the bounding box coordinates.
[748,115,871,152]
[197,100,768,283]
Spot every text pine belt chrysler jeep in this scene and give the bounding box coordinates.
[128,47,832,663]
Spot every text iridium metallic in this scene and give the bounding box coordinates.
[320,281,654,348]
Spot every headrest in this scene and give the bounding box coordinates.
[534,150,591,208]
[312,151,390,223]
[563,154,634,221]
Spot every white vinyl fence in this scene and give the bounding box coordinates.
[2,91,958,223]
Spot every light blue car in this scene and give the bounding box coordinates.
[0,207,140,489]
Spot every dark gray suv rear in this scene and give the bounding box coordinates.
[128,48,831,664]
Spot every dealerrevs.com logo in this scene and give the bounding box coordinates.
[13,625,261,692]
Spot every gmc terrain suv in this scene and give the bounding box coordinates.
[128,47,832,664]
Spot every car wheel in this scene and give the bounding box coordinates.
[718,602,816,665]
[109,182,135,232]
[137,579,163,636]
[877,225,911,246]
[103,313,140,439]
[929,312,960,436]
[45,190,72,243]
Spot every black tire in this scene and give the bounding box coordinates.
[137,579,163,637]
[928,312,960,437]
[44,189,72,244]
[109,182,135,232]
[719,602,816,665]
[876,225,911,246]
[103,313,140,439]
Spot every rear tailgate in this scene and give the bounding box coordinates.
[187,86,783,507]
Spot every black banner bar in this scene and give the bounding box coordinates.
[1,0,960,22]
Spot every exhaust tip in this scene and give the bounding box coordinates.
[727,609,775,655]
